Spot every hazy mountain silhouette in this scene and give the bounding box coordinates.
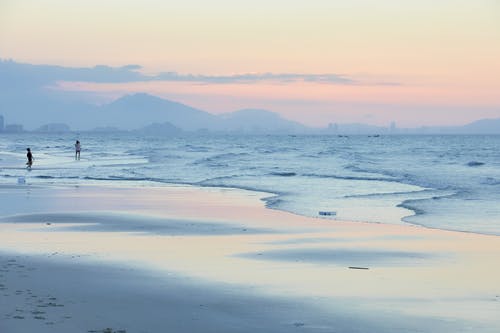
[399,118,500,135]
[459,118,500,134]
[219,109,308,133]
[1,77,498,134]
[2,60,498,134]
[98,93,219,130]
[92,94,309,133]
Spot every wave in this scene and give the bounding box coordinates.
[313,150,336,157]
[344,163,393,175]
[82,175,164,183]
[197,181,280,197]
[2,134,499,236]
[482,177,500,185]
[197,175,284,196]
[342,188,438,199]
[147,154,183,163]
[263,196,285,209]
[31,175,80,180]
[255,147,300,154]
[183,144,210,152]
[466,161,485,167]
[302,172,399,182]
[269,172,297,177]
[191,152,250,166]
[0,174,19,178]
[394,190,500,236]
[198,174,250,183]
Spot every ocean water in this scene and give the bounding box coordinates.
[1,133,499,235]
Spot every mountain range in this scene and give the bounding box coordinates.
[1,92,499,134]
[100,93,308,133]
[1,92,309,134]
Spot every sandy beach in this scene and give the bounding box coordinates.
[1,183,500,333]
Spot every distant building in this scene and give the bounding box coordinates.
[327,123,339,133]
[390,121,397,133]
[0,115,4,132]
[36,123,71,133]
[4,124,24,133]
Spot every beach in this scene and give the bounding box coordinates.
[1,183,499,332]
[3,0,500,331]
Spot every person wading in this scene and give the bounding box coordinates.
[75,140,81,160]
[26,148,33,169]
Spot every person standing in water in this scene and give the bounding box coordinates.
[75,140,81,160]
[26,148,33,169]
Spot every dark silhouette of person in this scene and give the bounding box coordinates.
[75,140,81,160]
[26,148,33,169]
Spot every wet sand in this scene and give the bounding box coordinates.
[1,183,500,332]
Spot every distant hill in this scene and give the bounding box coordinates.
[399,118,500,135]
[2,86,499,134]
[2,60,498,134]
[98,93,219,130]
[93,94,309,133]
[219,109,308,133]
[0,91,310,133]
[459,118,500,134]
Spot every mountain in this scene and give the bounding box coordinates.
[3,84,498,134]
[96,94,309,133]
[0,89,98,130]
[98,93,219,130]
[0,91,310,133]
[459,118,500,134]
[395,118,500,134]
[219,109,308,133]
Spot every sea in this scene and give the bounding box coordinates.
[1,133,499,235]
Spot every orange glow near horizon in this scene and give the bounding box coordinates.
[57,80,500,107]
[54,79,500,126]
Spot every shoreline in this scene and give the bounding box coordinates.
[0,177,465,236]
[1,182,500,332]
[2,133,500,239]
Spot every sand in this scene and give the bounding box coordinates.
[1,183,500,332]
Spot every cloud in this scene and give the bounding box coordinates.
[0,60,145,90]
[0,59,357,88]
[154,72,355,85]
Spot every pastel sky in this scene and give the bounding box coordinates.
[1,0,499,127]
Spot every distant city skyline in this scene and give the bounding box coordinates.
[1,1,499,127]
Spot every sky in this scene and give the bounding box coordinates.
[1,0,499,127]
